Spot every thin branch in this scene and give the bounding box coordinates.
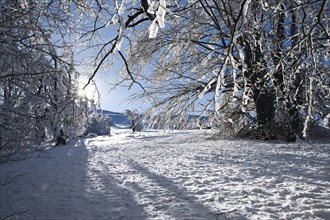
[118,50,150,96]
[84,1,156,88]
[84,40,117,89]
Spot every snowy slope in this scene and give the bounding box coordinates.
[1,129,329,220]
[99,110,131,127]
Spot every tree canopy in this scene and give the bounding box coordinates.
[1,0,329,146]
[108,0,329,140]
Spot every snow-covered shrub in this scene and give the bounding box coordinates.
[85,114,112,136]
[124,110,143,131]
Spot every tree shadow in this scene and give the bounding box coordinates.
[126,159,215,219]
[191,141,330,218]
[0,139,147,220]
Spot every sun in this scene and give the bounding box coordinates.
[77,81,97,99]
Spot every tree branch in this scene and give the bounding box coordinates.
[118,50,150,96]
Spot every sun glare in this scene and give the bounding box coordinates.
[78,82,97,99]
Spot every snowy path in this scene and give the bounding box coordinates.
[1,129,330,220]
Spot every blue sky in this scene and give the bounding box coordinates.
[93,77,143,113]
[74,35,145,113]
[78,73,146,113]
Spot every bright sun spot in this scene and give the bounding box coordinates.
[78,81,97,100]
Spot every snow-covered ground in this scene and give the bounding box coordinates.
[1,128,329,220]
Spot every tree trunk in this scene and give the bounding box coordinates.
[253,89,275,140]
[241,34,276,139]
[272,4,299,141]
[286,106,299,142]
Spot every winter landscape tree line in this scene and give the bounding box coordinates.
[0,0,329,160]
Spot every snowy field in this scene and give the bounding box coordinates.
[1,128,330,220]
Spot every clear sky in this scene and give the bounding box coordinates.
[78,74,145,113]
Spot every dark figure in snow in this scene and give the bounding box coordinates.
[286,132,296,142]
[131,119,137,132]
[55,130,67,146]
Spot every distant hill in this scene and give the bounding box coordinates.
[99,110,131,127]
[98,110,210,129]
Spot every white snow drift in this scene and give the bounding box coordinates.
[1,128,329,219]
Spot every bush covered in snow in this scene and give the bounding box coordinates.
[124,110,143,132]
[84,114,112,136]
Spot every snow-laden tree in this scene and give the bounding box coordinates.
[0,1,90,160]
[114,0,329,140]
[52,0,328,140]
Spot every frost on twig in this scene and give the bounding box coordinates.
[115,1,125,51]
[148,0,167,38]
[149,19,159,38]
